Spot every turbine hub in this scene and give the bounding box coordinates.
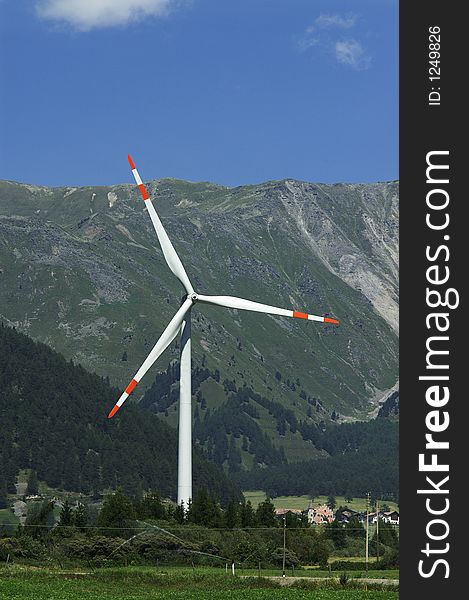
[190,293,198,303]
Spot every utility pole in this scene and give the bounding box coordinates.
[365,492,370,576]
[282,515,286,578]
[376,498,380,563]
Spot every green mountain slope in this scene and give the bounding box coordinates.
[0,323,241,503]
[0,177,398,462]
[236,418,399,499]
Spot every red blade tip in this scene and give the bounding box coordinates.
[324,317,340,325]
[127,155,136,170]
[108,404,120,419]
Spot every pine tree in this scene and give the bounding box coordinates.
[74,502,88,530]
[239,500,255,528]
[188,488,221,527]
[256,497,276,528]
[277,419,286,436]
[224,499,239,529]
[59,498,74,527]
[0,473,8,509]
[285,510,302,529]
[174,502,185,524]
[137,492,166,520]
[26,470,39,496]
[24,500,55,540]
[98,488,136,537]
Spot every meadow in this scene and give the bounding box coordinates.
[0,510,19,530]
[0,565,398,600]
[243,492,398,513]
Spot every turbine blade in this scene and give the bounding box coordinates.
[108,298,193,418]
[128,154,194,294]
[197,294,339,325]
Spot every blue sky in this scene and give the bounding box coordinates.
[0,0,398,187]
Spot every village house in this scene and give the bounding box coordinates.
[335,508,365,524]
[382,510,400,525]
[274,508,303,518]
[306,504,334,525]
[366,510,400,525]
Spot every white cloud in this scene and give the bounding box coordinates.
[306,13,356,33]
[299,13,371,70]
[36,0,176,31]
[335,39,371,70]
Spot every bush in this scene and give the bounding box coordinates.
[63,535,128,560]
[378,548,399,569]
[330,560,369,571]
[271,547,300,567]
[233,540,269,565]
[339,571,349,586]
[4,536,46,559]
[0,538,13,561]
[310,540,330,566]
[329,536,364,557]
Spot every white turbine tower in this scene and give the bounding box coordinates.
[108,155,340,509]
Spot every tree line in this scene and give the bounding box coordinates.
[0,487,398,569]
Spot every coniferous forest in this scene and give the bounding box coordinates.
[0,323,241,504]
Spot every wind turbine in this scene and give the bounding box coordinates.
[108,155,340,509]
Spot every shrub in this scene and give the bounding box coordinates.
[378,548,399,569]
[271,547,300,567]
[64,535,128,559]
[330,560,369,571]
[0,538,13,561]
[339,571,349,586]
[5,536,45,559]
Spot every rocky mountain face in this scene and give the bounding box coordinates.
[0,177,398,463]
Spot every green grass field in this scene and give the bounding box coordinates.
[0,509,19,529]
[328,556,379,564]
[0,566,398,600]
[243,492,399,513]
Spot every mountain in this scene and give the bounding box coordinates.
[0,323,241,503]
[0,177,398,463]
